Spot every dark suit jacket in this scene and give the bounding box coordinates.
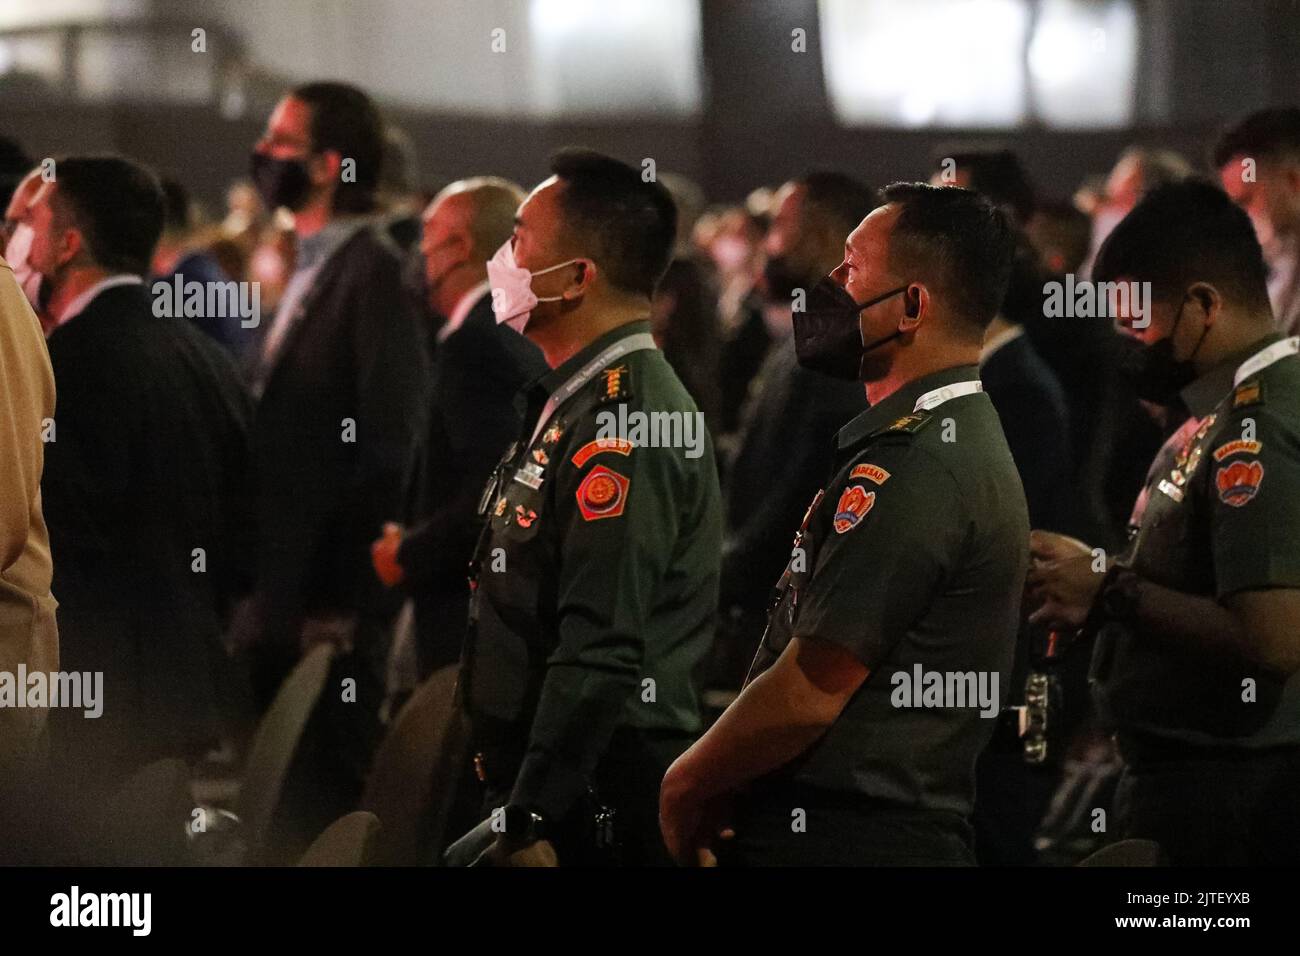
[42,283,253,775]
[981,330,1073,531]
[247,223,428,650]
[397,293,547,673]
[721,336,867,615]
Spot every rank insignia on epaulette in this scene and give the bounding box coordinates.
[876,411,932,436]
[543,422,564,445]
[1232,381,1263,409]
[599,365,631,402]
[493,497,508,517]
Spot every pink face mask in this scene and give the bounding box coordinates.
[4,223,44,309]
[485,239,579,333]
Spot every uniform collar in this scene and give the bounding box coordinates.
[836,363,980,452]
[535,318,653,397]
[1179,332,1282,418]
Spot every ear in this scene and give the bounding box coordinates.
[900,283,927,331]
[561,259,597,299]
[1187,281,1221,325]
[57,225,84,268]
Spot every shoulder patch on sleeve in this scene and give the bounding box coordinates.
[872,409,933,438]
[596,364,632,404]
[1232,380,1264,410]
[848,463,891,485]
[833,484,876,533]
[571,437,634,468]
[1216,458,1264,506]
[576,464,630,520]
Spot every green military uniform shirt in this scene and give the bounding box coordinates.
[465,319,722,819]
[747,364,1030,816]
[1092,334,1300,746]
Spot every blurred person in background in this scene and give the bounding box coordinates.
[653,172,722,436]
[1214,107,1300,335]
[371,176,545,677]
[713,171,872,689]
[931,147,1037,228]
[29,156,252,803]
[241,81,427,855]
[1079,147,1192,279]
[376,123,424,254]
[1025,199,1090,278]
[150,176,254,358]
[704,203,770,439]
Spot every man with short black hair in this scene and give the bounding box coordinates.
[715,171,870,688]
[26,155,252,790]
[1214,107,1300,334]
[451,149,722,866]
[662,183,1028,866]
[1028,180,1300,865]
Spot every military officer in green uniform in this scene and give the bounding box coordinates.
[451,150,721,866]
[1028,182,1300,865]
[661,184,1027,866]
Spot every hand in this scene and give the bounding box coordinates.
[1025,530,1105,631]
[371,522,405,587]
[473,837,559,867]
[660,761,733,866]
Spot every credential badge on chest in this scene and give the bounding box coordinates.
[513,460,545,491]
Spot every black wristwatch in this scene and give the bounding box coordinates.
[501,804,548,844]
[1099,566,1143,624]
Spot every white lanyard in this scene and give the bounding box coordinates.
[1233,336,1300,387]
[913,379,984,413]
[527,332,658,449]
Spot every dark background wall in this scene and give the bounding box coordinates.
[1,0,1297,209]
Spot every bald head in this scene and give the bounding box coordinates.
[420,176,525,314]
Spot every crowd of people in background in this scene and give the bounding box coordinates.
[2,81,1300,865]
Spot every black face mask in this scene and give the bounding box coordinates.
[793,277,909,380]
[250,151,312,212]
[1119,295,1209,405]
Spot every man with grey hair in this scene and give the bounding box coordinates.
[371,177,546,676]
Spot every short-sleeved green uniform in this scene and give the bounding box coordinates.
[732,364,1030,866]
[463,319,722,862]
[1088,334,1300,864]
[1093,334,1300,743]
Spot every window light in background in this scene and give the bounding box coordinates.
[528,0,703,117]
[1028,0,1137,128]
